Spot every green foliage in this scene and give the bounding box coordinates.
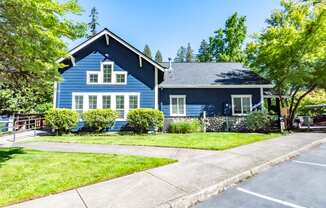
[174,46,186,62]
[35,103,53,114]
[83,109,118,132]
[169,120,202,134]
[88,7,99,38]
[0,0,86,113]
[155,50,163,62]
[297,89,326,116]
[197,39,212,62]
[246,0,326,127]
[186,43,193,62]
[245,111,272,132]
[143,44,152,58]
[0,80,53,114]
[209,12,247,62]
[45,109,78,134]
[127,108,164,133]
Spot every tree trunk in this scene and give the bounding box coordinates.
[287,85,316,129]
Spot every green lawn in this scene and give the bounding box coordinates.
[0,148,175,206]
[34,132,281,151]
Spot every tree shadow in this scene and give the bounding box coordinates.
[0,147,25,167]
[214,69,269,85]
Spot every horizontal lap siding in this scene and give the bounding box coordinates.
[58,37,157,130]
[160,88,261,117]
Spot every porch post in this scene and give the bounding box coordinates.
[260,87,264,111]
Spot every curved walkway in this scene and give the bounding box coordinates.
[5,132,326,208]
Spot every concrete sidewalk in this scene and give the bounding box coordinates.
[12,142,218,161]
[6,132,326,208]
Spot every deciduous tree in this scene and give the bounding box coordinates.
[210,12,247,62]
[246,0,326,128]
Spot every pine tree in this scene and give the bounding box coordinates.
[197,39,212,62]
[174,46,186,62]
[155,50,163,62]
[88,7,99,38]
[143,44,152,58]
[186,43,193,62]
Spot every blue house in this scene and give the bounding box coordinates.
[54,28,274,130]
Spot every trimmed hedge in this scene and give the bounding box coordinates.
[169,120,202,134]
[83,109,118,132]
[45,108,78,134]
[127,108,164,133]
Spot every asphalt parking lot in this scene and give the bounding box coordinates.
[195,144,326,208]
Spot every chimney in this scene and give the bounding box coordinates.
[168,57,173,72]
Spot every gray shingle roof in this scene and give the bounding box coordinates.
[159,62,271,88]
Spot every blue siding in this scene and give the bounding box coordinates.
[160,88,261,117]
[57,36,160,130]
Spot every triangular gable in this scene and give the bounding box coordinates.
[58,28,166,72]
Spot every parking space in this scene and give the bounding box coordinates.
[195,144,326,208]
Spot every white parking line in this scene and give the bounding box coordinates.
[293,160,326,167]
[237,187,307,208]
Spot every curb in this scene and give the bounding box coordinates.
[157,137,326,208]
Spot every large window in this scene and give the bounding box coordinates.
[102,95,111,109]
[231,95,252,115]
[74,96,83,113]
[88,95,97,109]
[116,95,125,119]
[129,95,138,110]
[103,63,112,83]
[170,95,186,116]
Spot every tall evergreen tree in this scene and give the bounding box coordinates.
[197,39,212,62]
[155,50,163,62]
[88,7,99,38]
[143,44,152,59]
[174,46,186,62]
[210,12,247,62]
[186,43,193,62]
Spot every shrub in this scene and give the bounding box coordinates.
[245,111,272,132]
[127,108,164,133]
[35,102,52,113]
[45,108,78,134]
[83,109,118,132]
[169,120,202,133]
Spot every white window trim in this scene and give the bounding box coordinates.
[114,71,128,84]
[72,92,140,121]
[86,61,128,85]
[86,71,100,84]
[170,95,186,117]
[231,95,252,116]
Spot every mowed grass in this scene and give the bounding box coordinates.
[0,148,175,206]
[35,132,281,151]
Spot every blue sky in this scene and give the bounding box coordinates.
[68,0,281,61]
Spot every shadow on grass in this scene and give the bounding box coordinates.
[0,148,25,167]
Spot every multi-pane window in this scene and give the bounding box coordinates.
[232,95,252,115]
[89,73,98,83]
[170,95,186,116]
[116,96,125,119]
[116,73,126,84]
[129,95,138,110]
[74,96,83,113]
[103,64,112,83]
[88,95,97,109]
[102,95,111,109]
